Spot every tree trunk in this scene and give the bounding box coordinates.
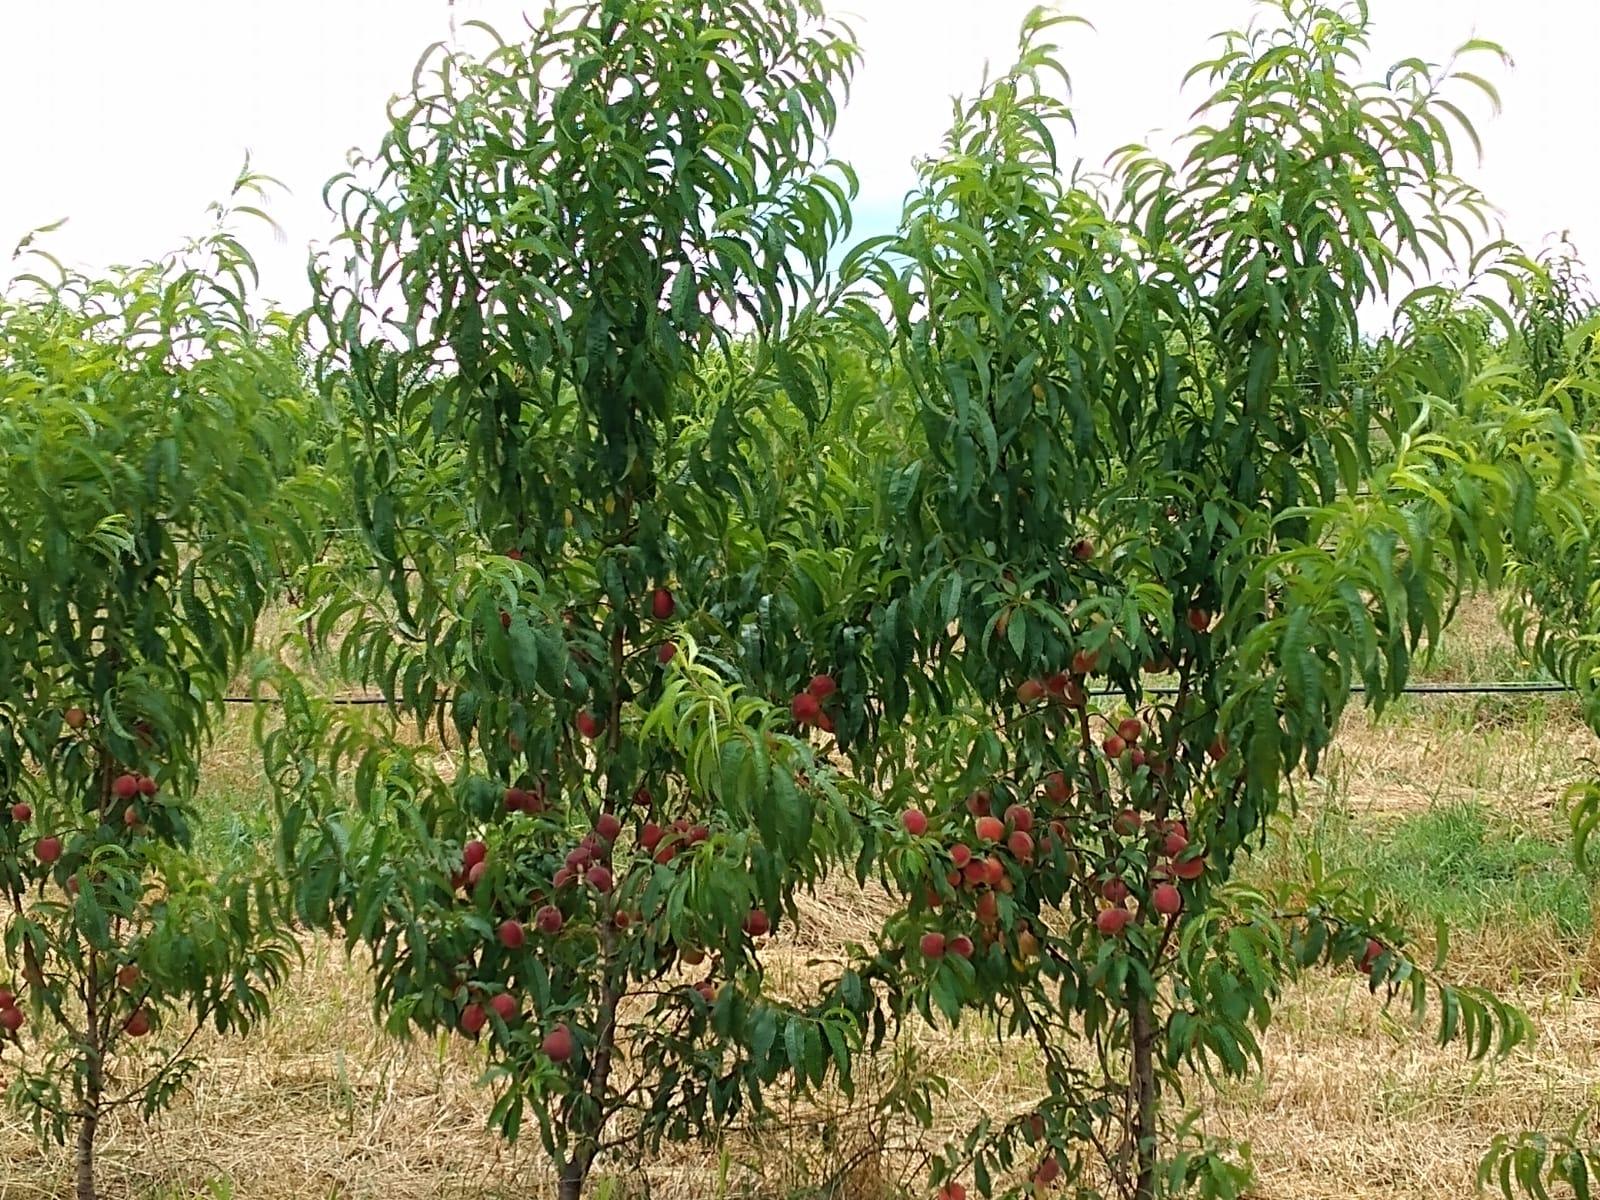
[556,1160,585,1200]
[1129,989,1158,1200]
[74,1110,98,1200]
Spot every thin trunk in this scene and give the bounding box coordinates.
[74,1110,98,1200]
[77,957,103,1200]
[1129,989,1158,1200]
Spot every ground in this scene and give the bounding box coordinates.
[3,597,1597,1199]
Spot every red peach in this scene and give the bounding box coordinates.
[919,931,946,959]
[1095,907,1131,937]
[542,1024,574,1061]
[901,808,928,836]
[742,910,771,937]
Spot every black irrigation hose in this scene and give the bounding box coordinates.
[220,680,1578,707]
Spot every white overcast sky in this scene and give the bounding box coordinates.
[1,1,1595,315]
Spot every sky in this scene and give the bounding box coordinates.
[1,1,1595,317]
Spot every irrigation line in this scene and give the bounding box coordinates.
[220,679,1577,707]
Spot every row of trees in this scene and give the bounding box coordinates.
[3,2,1600,1198]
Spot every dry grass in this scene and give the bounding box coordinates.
[4,596,1599,1199]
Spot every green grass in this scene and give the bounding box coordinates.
[1257,799,1592,942]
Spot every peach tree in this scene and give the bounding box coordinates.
[266,3,877,1197]
[0,190,307,1199]
[815,4,1588,1196]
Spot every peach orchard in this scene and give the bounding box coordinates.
[7,2,1600,1200]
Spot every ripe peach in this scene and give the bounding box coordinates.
[596,812,622,842]
[1187,607,1211,633]
[1117,717,1143,743]
[657,641,678,663]
[983,856,1005,887]
[791,692,821,725]
[975,892,999,926]
[0,1006,21,1033]
[742,910,771,937]
[137,776,157,797]
[1172,856,1205,881]
[901,808,928,836]
[542,1024,574,1061]
[920,931,946,959]
[489,993,518,1023]
[1163,829,1188,856]
[63,706,87,730]
[1101,734,1127,759]
[498,919,526,949]
[949,935,974,959]
[1045,671,1071,698]
[807,674,838,699]
[938,1183,967,1200]
[961,861,987,888]
[965,790,992,817]
[1095,907,1131,937]
[1359,938,1383,974]
[641,823,664,852]
[123,805,139,827]
[1152,883,1182,916]
[117,964,140,988]
[1034,1155,1061,1185]
[576,711,603,739]
[1070,647,1098,676]
[1016,679,1045,705]
[462,840,488,869]
[1101,878,1129,905]
[0,988,13,1008]
[124,1009,151,1038]
[1006,830,1034,861]
[1004,804,1033,834]
[35,836,61,865]
[9,803,30,823]
[585,865,614,893]
[950,843,973,869]
[651,587,675,621]
[467,861,488,887]
[1072,539,1094,561]
[1113,808,1141,836]
[1043,772,1070,804]
[975,816,1005,843]
[1206,736,1228,762]
[112,773,140,801]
